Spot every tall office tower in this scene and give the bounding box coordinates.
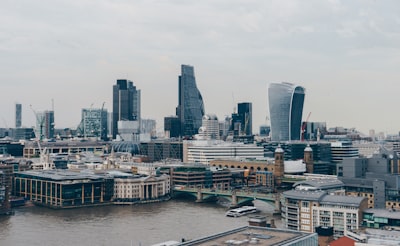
[15,103,22,128]
[232,102,253,136]
[81,108,108,140]
[176,65,205,137]
[268,82,305,141]
[164,116,181,138]
[36,110,54,140]
[112,79,141,139]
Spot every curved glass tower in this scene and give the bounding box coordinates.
[177,64,205,137]
[268,82,305,141]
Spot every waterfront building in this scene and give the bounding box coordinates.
[14,170,114,208]
[183,140,264,165]
[268,82,305,141]
[176,226,318,246]
[281,189,367,238]
[112,172,170,204]
[197,114,219,140]
[112,79,141,139]
[15,103,22,128]
[176,64,205,137]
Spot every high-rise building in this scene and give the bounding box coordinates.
[232,102,252,136]
[164,116,180,138]
[176,65,205,137]
[15,103,22,128]
[35,110,54,140]
[112,79,141,139]
[80,108,108,140]
[268,82,305,141]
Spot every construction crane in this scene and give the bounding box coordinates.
[301,112,311,141]
[30,105,45,141]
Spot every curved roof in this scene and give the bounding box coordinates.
[111,141,140,155]
[294,179,344,190]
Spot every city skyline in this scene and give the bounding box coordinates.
[1,1,400,135]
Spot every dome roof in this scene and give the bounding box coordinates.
[275,145,284,153]
[202,114,218,121]
[111,141,140,155]
[304,144,313,152]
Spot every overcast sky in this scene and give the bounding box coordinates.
[1,0,400,135]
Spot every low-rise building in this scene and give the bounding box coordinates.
[281,189,368,238]
[14,170,114,208]
[112,173,170,204]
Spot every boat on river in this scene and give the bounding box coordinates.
[225,206,258,217]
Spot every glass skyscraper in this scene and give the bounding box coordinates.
[268,82,305,141]
[176,65,205,137]
[112,79,141,139]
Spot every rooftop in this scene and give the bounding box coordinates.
[364,208,400,220]
[178,226,316,246]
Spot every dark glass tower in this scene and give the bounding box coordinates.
[15,103,22,128]
[237,102,252,136]
[112,79,141,139]
[268,82,305,141]
[176,65,205,137]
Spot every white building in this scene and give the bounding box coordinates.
[113,174,170,204]
[183,140,264,165]
[197,114,220,140]
[281,190,368,238]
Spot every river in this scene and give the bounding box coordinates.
[0,198,278,246]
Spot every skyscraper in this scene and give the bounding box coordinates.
[268,82,305,141]
[176,65,205,137]
[15,103,21,128]
[112,79,141,139]
[36,110,54,140]
[232,102,252,136]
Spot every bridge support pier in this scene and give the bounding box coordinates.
[230,191,238,208]
[196,189,203,202]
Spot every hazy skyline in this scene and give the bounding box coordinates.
[1,0,400,135]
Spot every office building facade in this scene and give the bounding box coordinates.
[176,65,205,137]
[112,79,141,139]
[15,103,22,128]
[268,82,305,141]
[36,110,54,140]
[80,108,108,140]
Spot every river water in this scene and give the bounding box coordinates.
[0,199,278,246]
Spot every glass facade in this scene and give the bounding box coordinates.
[112,79,141,139]
[268,82,305,141]
[14,172,114,208]
[177,65,205,137]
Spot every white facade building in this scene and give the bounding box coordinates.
[197,114,220,140]
[183,140,264,165]
[281,190,367,239]
[113,174,170,203]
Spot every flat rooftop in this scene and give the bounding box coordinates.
[179,226,316,246]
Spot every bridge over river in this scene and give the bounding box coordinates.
[173,187,280,210]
